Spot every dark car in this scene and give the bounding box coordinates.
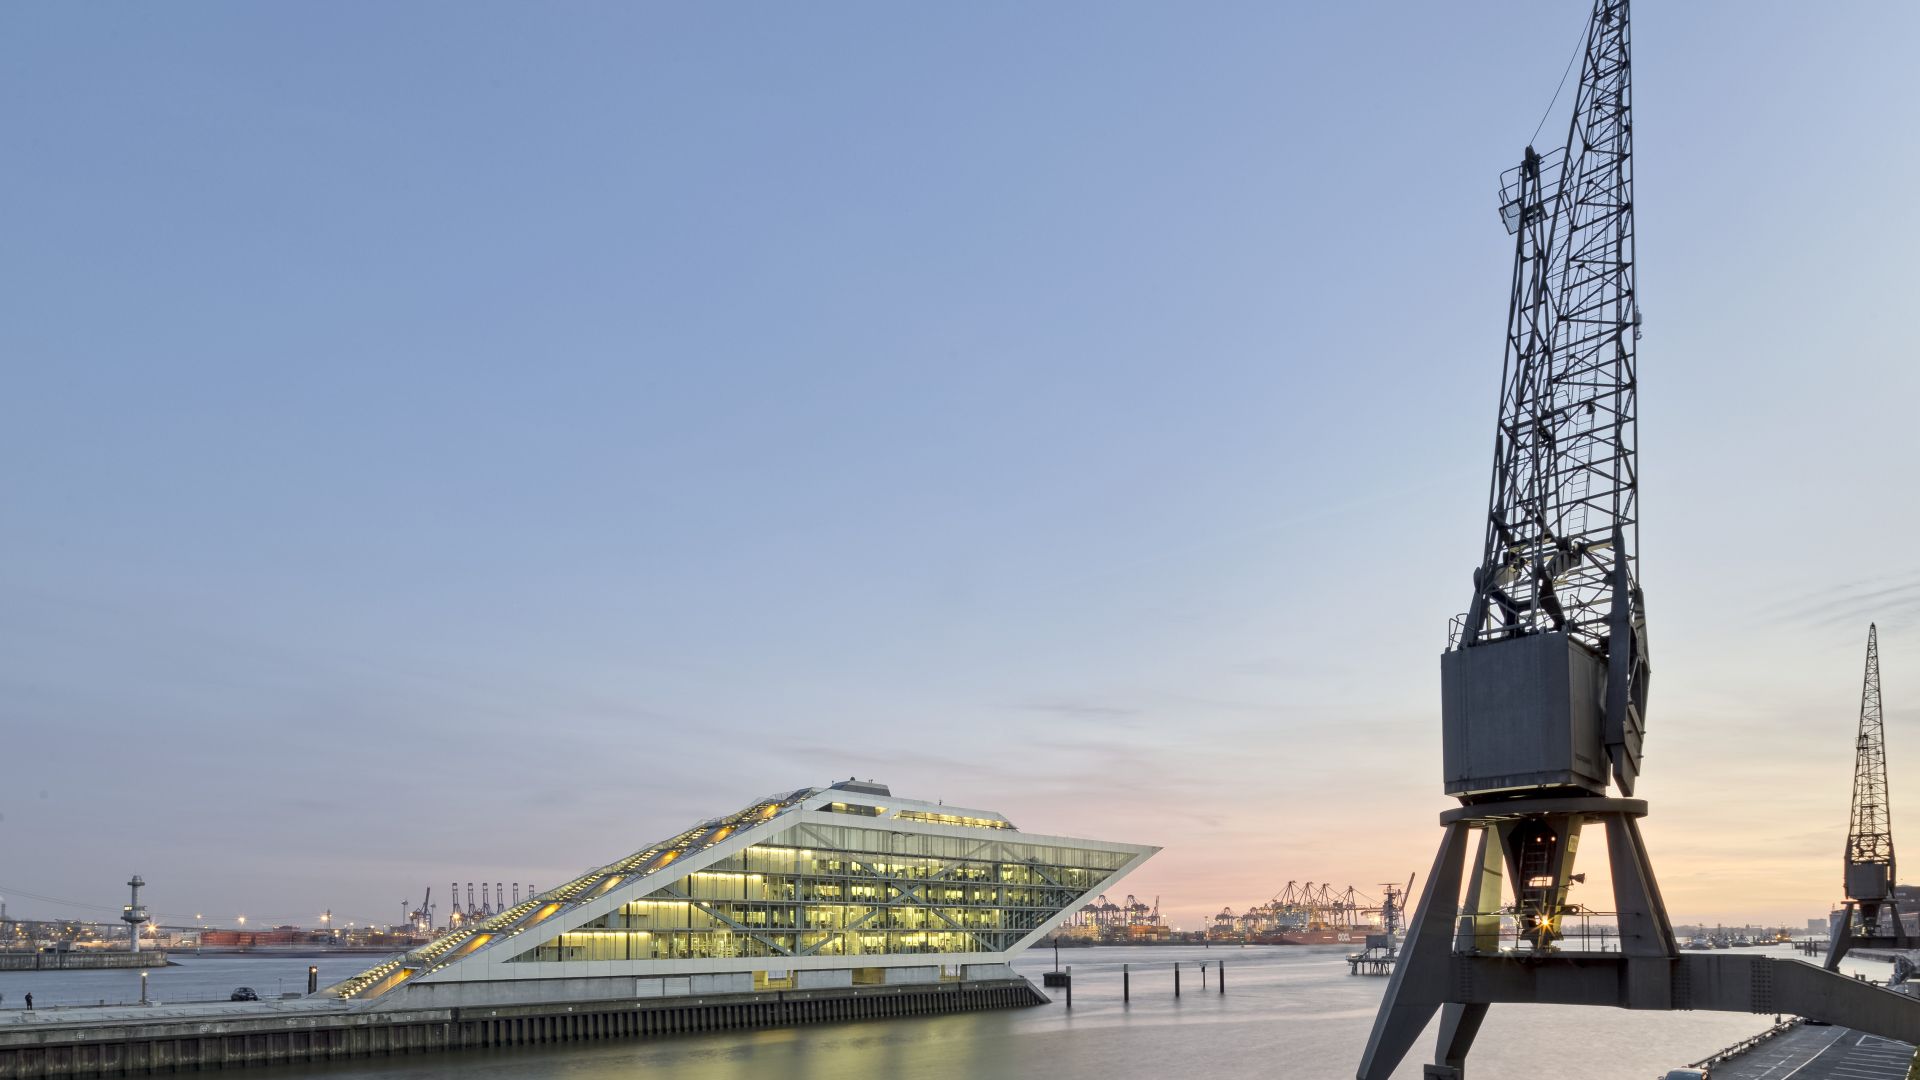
[229,987,259,1002]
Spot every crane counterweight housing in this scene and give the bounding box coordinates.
[1441,631,1607,797]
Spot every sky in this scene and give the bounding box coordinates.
[1,1,1916,934]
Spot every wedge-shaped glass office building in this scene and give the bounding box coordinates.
[333,781,1157,1007]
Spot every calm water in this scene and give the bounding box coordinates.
[0,944,1886,1079]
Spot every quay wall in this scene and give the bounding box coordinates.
[0,955,169,973]
[0,978,1045,1078]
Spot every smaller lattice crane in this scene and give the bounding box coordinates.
[1827,623,1909,969]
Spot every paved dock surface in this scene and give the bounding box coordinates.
[0,996,346,1027]
[1713,1023,1914,1080]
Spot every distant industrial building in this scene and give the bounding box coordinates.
[329,780,1156,1007]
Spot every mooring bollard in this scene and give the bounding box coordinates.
[1123,963,1131,1003]
[1175,961,1182,997]
[1201,963,1208,990]
[1219,960,1226,994]
[1066,965,1072,1009]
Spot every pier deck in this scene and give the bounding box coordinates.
[1711,1023,1915,1080]
[0,977,1045,1078]
[0,996,342,1029]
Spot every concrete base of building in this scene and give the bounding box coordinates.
[0,953,170,973]
[0,977,1047,1078]
[387,962,1020,1009]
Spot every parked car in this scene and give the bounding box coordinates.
[229,987,259,1002]
[1661,1070,1708,1080]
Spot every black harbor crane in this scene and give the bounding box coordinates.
[1356,3,1920,1077]
[1826,624,1910,968]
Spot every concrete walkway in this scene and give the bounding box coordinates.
[0,996,351,1028]
[1713,1023,1915,1080]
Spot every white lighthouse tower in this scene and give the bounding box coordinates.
[121,875,149,953]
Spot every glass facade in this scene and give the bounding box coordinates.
[510,821,1130,964]
[896,809,1014,830]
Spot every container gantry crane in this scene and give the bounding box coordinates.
[1355,3,1920,1077]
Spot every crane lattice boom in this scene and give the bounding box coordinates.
[1456,0,1650,795]
[1847,624,1895,888]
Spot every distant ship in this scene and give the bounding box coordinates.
[1248,928,1363,946]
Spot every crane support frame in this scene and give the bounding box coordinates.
[1360,800,1920,1080]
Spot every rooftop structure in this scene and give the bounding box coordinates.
[330,780,1156,1008]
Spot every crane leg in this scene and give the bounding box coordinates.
[1357,821,1473,1080]
[1430,1002,1487,1079]
[1825,903,1855,972]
